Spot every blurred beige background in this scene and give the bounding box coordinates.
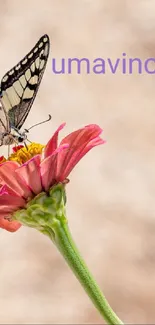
[1,0,155,323]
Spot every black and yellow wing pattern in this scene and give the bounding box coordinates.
[0,34,50,145]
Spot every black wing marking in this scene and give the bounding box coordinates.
[0,34,50,130]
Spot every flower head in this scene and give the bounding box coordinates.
[0,123,105,232]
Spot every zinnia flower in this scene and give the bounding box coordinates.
[0,123,105,232]
[0,123,123,325]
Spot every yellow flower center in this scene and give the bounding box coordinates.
[8,143,45,165]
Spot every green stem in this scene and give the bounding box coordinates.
[13,185,123,324]
[47,220,123,325]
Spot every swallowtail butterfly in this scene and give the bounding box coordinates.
[0,34,50,146]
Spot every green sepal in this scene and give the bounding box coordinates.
[13,183,67,237]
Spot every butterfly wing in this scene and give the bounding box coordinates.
[0,102,10,145]
[0,34,50,131]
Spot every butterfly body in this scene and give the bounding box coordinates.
[0,34,50,146]
[0,133,15,145]
[0,127,28,146]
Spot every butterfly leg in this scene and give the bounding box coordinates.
[8,144,10,158]
[24,141,28,150]
[26,138,32,144]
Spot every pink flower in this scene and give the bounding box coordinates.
[0,123,105,232]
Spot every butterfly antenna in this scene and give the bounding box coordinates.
[25,115,52,132]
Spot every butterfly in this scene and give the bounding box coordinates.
[0,34,50,147]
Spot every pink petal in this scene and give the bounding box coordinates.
[0,185,8,195]
[0,210,12,217]
[60,138,105,180]
[0,161,32,198]
[0,184,22,197]
[16,155,42,195]
[0,193,25,210]
[58,124,102,169]
[56,124,104,181]
[0,184,26,221]
[44,123,66,158]
[41,144,69,191]
[0,218,21,232]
